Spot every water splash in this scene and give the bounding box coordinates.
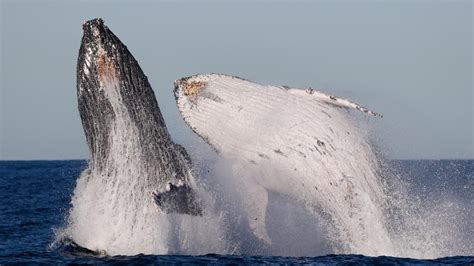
[63,77,229,256]
[59,113,470,258]
[379,158,472,258]
[59,74,470,258]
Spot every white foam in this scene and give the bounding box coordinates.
[64,79,228,256]
[59,72,468,258]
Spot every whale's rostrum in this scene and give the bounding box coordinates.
[76,18,201,217]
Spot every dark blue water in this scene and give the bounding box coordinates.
[1,160,472,264]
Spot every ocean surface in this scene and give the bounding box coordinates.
[0,160,472,264]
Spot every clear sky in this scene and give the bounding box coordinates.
[1,1,472,160]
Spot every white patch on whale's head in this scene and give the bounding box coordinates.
[173,74,247,152]
[95,48,119,88]
[173,74,283,156]
[174,74,250,116]
[79,18,120,93]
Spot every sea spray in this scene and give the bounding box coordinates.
[378,158,471,258]
[66,77,229,255]
[62,95,469,257]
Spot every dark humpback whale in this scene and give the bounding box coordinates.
[77,18,201,216]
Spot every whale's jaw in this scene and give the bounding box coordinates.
[76,18,201,216]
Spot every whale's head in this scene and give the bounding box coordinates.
[173,74,255,152]
[78,18,123,90]
[77,18,167,167]
[173,74,254,120]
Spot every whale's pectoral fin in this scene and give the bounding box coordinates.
[240,180,271,244]
[152,182,202,216]
[247,186,271,244]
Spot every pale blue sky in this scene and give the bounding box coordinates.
[1,1,472,160]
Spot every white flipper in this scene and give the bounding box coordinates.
[239,175,271,244]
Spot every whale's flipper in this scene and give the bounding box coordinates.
[241,179,271,244]
[153,182,202,216]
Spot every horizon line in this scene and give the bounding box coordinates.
[0,158,473,162]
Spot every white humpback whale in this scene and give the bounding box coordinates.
[69,18,202,253]
[174,74,394,255]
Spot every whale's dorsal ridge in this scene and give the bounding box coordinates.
[288,87,383,118]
